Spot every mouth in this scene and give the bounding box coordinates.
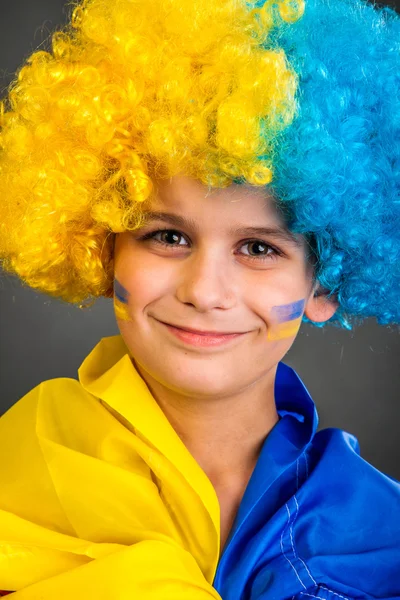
[158,321,246,335]
[154,319,249,348]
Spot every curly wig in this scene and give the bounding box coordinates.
[0,0,399,330]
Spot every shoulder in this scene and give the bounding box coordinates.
[1,376,108,442]
[303,425,399,510]
[0,378,76,447]
[292,427,400,597]
[0,378,105,533]
[1,377,86,424]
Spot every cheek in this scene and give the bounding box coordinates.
[113,257,172,321]
[266,298,305,341]
[249,273,306,341]
[113,278,131,321]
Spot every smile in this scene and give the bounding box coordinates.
[155,320,248,347]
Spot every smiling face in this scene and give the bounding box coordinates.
[113,175,337,399]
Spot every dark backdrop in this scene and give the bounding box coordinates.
[1,0,399,480]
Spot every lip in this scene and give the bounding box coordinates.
[159,321,244,335]
[155,319,248,347]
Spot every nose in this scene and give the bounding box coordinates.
[175,248,237,312]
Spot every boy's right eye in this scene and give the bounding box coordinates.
[137,228,187,246]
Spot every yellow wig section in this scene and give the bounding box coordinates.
[0,0,303,305]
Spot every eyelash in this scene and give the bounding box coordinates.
[136,228,283,262]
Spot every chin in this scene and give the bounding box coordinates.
[169,375,232,398]
[139,355,240,398]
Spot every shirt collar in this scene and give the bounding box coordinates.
[275,360,318,442]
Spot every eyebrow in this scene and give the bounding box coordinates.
[141,211,303,248]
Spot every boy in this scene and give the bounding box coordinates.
[0,0,399,597]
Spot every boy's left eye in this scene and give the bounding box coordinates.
[136,228,283,261]
[240,240,279,258]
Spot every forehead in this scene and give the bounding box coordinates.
[146,175,286,225]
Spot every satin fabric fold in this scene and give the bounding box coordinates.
[1,334,399,599]
[0,335,222,598]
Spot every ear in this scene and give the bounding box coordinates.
[304,284,339,323]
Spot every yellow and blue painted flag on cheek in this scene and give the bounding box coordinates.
[113,279,131,322]
[267,298,305,341]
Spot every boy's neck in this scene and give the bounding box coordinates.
[134,362,279,485]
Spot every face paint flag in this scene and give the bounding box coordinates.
[113,279,131,321]
[267,298,305,341]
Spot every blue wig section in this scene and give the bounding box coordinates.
[259,0,400,329]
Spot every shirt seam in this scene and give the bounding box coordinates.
[282,452,350,600]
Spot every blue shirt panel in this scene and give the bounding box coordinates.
[213,362,400,599]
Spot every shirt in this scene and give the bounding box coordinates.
[0,334,399,598]
[214,363,400,599]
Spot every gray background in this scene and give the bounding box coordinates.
[1,0,399,480]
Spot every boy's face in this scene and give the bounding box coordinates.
[113,175,337,398]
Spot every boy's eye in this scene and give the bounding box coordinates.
[241,240,278,259]
[136,228,283,261]
[157,230,184,245]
